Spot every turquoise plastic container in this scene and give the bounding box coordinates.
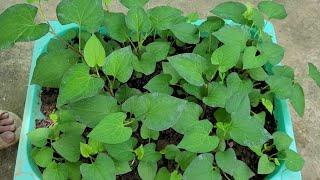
[14,21,302,180]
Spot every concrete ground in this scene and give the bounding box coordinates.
[0,0,319,179]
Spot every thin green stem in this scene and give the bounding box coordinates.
[106,76,114,97]
[123,119,135,126]
[95,66,100,77]
[79,26,82,52]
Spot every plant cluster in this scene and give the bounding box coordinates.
[1,0,320,179]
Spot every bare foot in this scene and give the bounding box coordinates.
[0,112,15,143]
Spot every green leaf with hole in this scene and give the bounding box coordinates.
[258,1,287,20]
[183,154,221,180]
[258,154,275,174]
[308,63,320,87]
[242,46,268,69]
[80,153,116,180]
[57,64,104,106]
[168,53,210,86]
[102,46,136,83]
[84,34,106,67]
[211,2,247,24]
[211,44,241,72]
[0,4,49,50]
[57,0,104,32]
[170,22,200,44]
[88,112,132,144]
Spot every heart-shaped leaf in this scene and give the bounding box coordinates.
[148,6,184,31]
[258,1,287,20]
[211,2,247,24]
[84,34,106,67]
[258,155,275,174]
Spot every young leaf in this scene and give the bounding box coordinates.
[120,0,149,8]
[216,149,254,179]
[132,52,158,75]
[105,137,137,162]
[114,161,132,175]
[161,144,180,160]
[57,0,104,32]
[141,124,160,140]
[43,162,68,180]
[146,41,171,61]
[175,151,197,170]
[225,93,251,118]
[138,161,157,180]
[125,7,151,34]
[84,34,106,67]
[170,23,200,44]
[155,167,170,180]
[261,97,273,114]
[122,93,187,131]
[229,117,272,148]
[103,12,129,43]
[290,83,305,117]
[242,46,267,69]
[88,112,132,144]
[148,6,184,31]
[183,154,221,180]
[162,62,181,84]
[203,82,229,108]
[80,142,94,158]
[170,170,182,180]
[211,2,247,24]
[28,128,51,147]
[144,74,173,95]
[57,64,104,106]
[258,42,284,65]
[178,132,219,153]
[52,134,81,162]
[67,95,120,127]
[168,53,210,86]
[272,131,293,151]
[102,46,136,83]
[32,147,54,168]
[283,149,304,172]
[308,62,320,87]
[258,1,287,20]
[0,4,49,50]
[141,143,162,163]
[211,44,241,72]
[258,154,275,174]
[80,153,116,180]
[213,26,249,50]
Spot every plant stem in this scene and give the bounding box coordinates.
[95,66,100,77]
[221,171,231,180]
[79,26,82,52]
[123,119,135,126]
[106,76,114,97]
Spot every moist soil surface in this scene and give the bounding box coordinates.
[36,36,278,180]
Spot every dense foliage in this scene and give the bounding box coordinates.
[1,0,320,179]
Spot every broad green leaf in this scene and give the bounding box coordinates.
[178,132,219,153]
[199,16,224,37]
[141,143,161,162]
[105,137,137,162]
[226,93,251,118]
[102,46,136,83]
[252,112,266,126]
[242,46,267,69]
[144,74,173,95]
[115,85,141,103]
[148,6,184,31]
[226,73,253,94]
[80,153,116,180]
[122,93,187,131]
[161,144,180,160]
[229,117,272,148]
[252,8,265,29]
[175,151,197,170]
[172,102,202,134]
[283,149,304,172]
[248,67,268,81]
[132,52,157,75]
[0,4,49,50]
[52,134,81,162]
[32,147,54,168]
[272,65,294,80]
[216,149,254,180]
[290,83,305,117]
[32,47,78,88]
[168,53,210,86]
[211,44,241,72]
[183,154,221,180]
[170,23,200,44]
[138,161,157,180]
[203,82,229,108]
[146,41,171,61]
[162,62,181,84]
[258,1,287,20]
[211,2,247,24]
[67,95,120,127]
[120,0,149,8]
[213,26,249,50]
[57,64,104,106]
[126,7,151,34]
[181,82,202,100]
[214,108,231,123]
[43,162,68,180]
[84,34,106,67]
[258,154,275,174]
[170,170,182,180]
[58,122,86,135]
[155,167,170,180]
[103,12,129,43]
[141,124,159,140]
[193,36,219,59]
[258,42,284,65]
[114,161,132,175]
[65,162,81,180]
[266,75,293,99]
[57,0,104,32]
[88,112,132,144]
[28,128,51,147]
[272,131,292,151]
[308,63,320,87]
[135,145,145,160]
